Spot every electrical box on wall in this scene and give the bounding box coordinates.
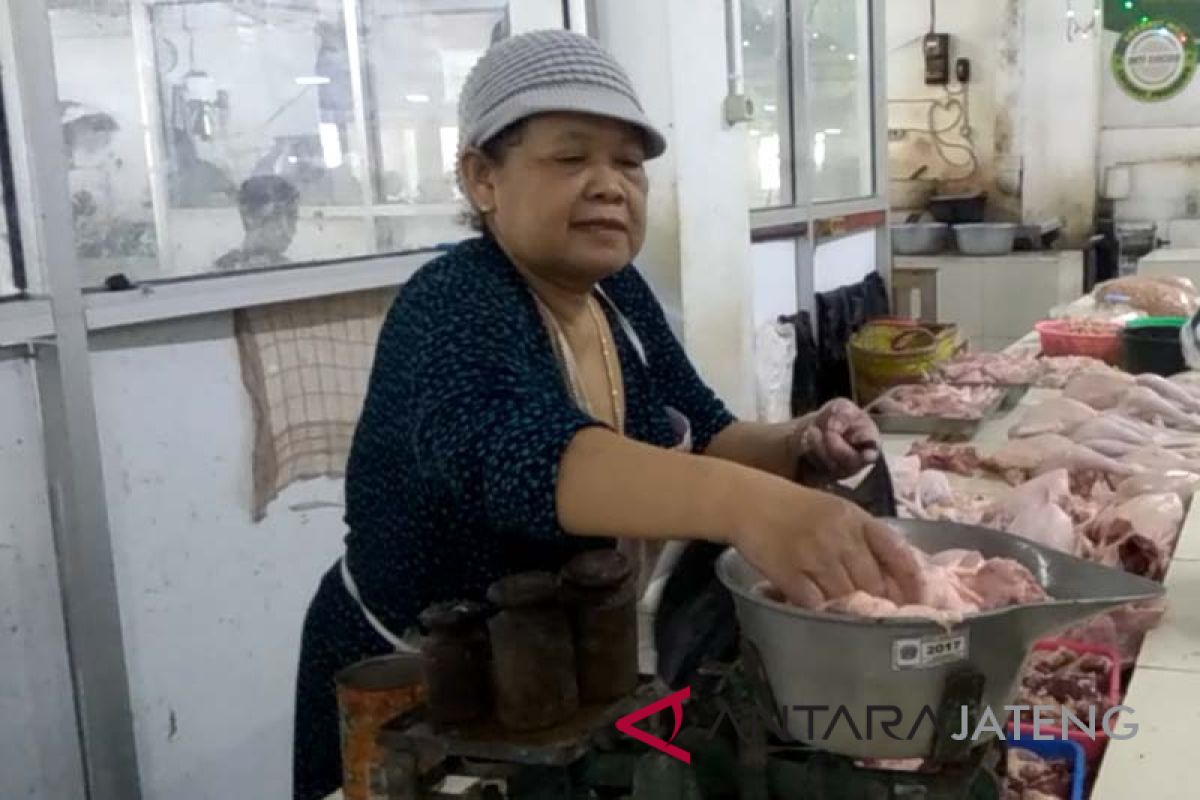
[923,33,950,85]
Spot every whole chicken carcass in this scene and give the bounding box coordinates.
[1063,370,1137,411]
[1117,385,1200,430]
[1115,470,1200,502]
[1083,493,1184,580]
[1008,397,1098,439]
[1137,373,1200,414]
[984,435,1136,485]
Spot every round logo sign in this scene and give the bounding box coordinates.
[1114,19,1197,102]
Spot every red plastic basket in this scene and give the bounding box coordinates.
[1035,319,1123,365]
[1007,638,1122,765]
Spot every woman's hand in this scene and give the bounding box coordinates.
[792,399,881,482]
[730,482,923,609]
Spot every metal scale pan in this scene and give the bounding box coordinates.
[716,519,1164,761]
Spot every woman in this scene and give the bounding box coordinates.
[293,29,920,800]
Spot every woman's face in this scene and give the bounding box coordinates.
[462,112,649,288]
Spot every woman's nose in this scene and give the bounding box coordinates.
[584,165,626,203]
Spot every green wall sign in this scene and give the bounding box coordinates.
[1112,18,1198,101]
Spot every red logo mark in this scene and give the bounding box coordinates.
[614,686,691,764]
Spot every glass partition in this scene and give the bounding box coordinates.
[44,0,520,286]
[807,0,875,202]
[742,0,792,209]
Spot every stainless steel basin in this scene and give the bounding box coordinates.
[892,223,949,255]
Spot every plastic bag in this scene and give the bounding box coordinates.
[755,321,797,423]
[1093,275,1199,317]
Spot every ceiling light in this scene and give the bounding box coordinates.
[405,94,431,103]
[295,76,331,86]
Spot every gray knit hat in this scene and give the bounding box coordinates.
[457,29,667,161]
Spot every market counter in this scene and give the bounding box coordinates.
[876,382,1200,799]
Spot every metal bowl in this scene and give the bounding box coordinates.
[892,223,949,255]
[715,519,1163,760]
[953,223,1018,256]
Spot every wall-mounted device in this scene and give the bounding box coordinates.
[956,57,971,84]
[923,33,950,86]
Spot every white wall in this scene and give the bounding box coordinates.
[1099,22,1200,228]
[885,0,1021,216]
[85,313,346,800]
[1021,0,1101,244]
[0,351,86,800]
[598,0,757,418]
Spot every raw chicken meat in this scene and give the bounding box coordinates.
[1082,493,1184,580]
[1137,373,1200,414]
[1008,504,1078,556]
[1170,370,1200,390]
[1016,646,1115,728]
[1062,601,1167,667]
[1003,748,1072,800]
[933,352,1040,385]
[1008,397,1097,438]
[873,384,1003,420]
[1035,356,1115,390]
[907,441,982,476]
[1068,411,1200,452]
[977,471,1086,556]
[1119,445,1200,475]
[983,435,1135,486]
[756,544,1049,627]
[1062,370,1136,411]
[1117,385,1200,430]
[1115,470,1200,502]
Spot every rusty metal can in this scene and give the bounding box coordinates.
[561,549,639,704]
[418,600,492,726]
[335,654,427,800]
[486,571,579,731]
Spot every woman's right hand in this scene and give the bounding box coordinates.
[729,482,925,609]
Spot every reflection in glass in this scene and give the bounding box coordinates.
[742,0,791,209]
[807,0,874,201]
[361,0,509,252]
[0,143,12,296]
[45,0,514,285]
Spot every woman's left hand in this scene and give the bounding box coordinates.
[791,399,880,481]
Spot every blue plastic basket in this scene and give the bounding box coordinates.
[1004,736,1086,800]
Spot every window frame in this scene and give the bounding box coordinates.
[746,0,890,323]
[0,0,573,340]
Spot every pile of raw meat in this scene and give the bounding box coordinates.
[872,384,1004,420]
[897,365,1200,663]
[1003,749,1072,800]
[1015,646,1115,725]
[928,351,1113,390]
[755,546,1048,627]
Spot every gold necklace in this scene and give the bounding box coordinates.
[588,297,625,435]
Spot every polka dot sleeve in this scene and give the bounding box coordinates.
[602,267,738,452]
[374,283,602,542]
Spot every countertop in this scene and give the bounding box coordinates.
[323,340,1194,799]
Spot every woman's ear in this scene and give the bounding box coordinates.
[459,150,497,214]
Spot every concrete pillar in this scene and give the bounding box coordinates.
[595,0,757,417]
[1021,0,1102,246]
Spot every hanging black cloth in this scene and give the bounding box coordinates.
[814,271,890,403]
[652,459,898,689]
[780,310,820,417]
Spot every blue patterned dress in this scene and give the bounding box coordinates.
[292,235,736,799]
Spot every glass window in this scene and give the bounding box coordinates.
[360,0,509,252]
[742,0,792,209]
[45,0,520,287]
[807,0,875,202]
